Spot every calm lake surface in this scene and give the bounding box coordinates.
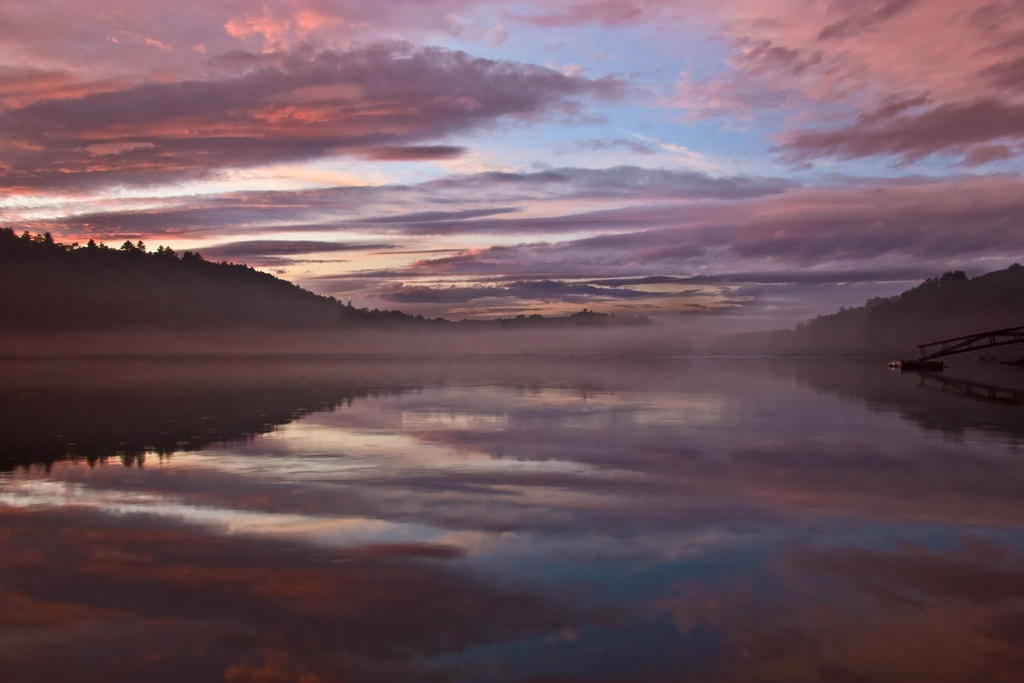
[2,356,1023,682]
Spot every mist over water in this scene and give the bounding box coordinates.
[0,323,691,359]
[2,356,1023,681]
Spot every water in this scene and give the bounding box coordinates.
[1,356,1023,682]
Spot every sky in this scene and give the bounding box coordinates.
[2,0,1024,330]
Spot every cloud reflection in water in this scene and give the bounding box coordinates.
[1,357,1023,680]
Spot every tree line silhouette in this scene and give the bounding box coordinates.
[0,228,424,329]
[0,229,649,330]
[715,265,1024,356]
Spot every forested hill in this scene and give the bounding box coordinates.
[0,230,652,331]
[715,265,1024,356]
[0,229,420,329]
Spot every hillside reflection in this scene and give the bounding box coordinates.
[5,356,1024,472]
[1,356,1023,681]
[774,358,1024,442]
[0,358,425,470]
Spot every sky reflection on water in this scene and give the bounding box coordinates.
[1,357,1023,682]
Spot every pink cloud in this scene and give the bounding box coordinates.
[670,1,1024,164]
[778,98,1024,163]
[514,0,649,26]
[0,43,623,192]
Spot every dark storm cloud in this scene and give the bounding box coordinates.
[0,42,624,191]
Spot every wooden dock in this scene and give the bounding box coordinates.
[890,325,1024,371]
[917,326,1024,361]
[888,359,944,372]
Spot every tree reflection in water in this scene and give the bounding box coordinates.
[1,356,1022,681]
